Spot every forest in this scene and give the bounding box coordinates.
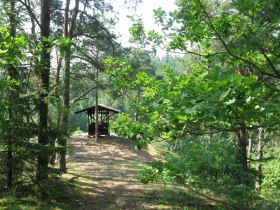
[0,0,279,209]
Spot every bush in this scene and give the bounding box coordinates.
[138,137,259,209]
[261,158,280,202]
[71,127,83,136]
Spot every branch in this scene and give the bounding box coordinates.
[69,0,80,38]
[247,157,274,162]
[78,10,117,54]
[159,45,228,58]
[70,86,96,106]
[262,80,280,92]
[71,71,97,83]
[260,48,280,79]
[18,0,41,29]
[74,46,105,70]
[72,33,110,40]
[183,184,228,208]
[196,0,279,79]
[49,81,62,93]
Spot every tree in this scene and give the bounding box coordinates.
[128,0,280,180]
[0,0,145,201]
[55,0,139,164]
[0,2,36,190]
[111,0,280,206]
[59,0,79,172]
[37,0,51,183]
[6,0,18,189]
[0,0,32,189]
[160,0,280,185]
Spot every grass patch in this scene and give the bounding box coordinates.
[140,184,216,210]
[0,173,84,210]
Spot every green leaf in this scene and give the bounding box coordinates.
[185,108,196,114]
[219,89,231,101]
[224,98,236,105]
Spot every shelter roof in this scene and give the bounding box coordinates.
[74,104,120,114]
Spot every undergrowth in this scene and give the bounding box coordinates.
[0,174,81,210]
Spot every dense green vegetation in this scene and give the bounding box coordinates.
[0,0,279,209]
[0,0,140,203]
[110,0,280,208]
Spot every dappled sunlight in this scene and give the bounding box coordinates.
[66,135,212,209]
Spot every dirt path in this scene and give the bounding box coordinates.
[67,134,179,210]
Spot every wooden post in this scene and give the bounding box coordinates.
[95,67,99,141]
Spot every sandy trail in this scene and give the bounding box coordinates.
[67,134,171,210]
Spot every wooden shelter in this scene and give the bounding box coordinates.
[75,104,120,136]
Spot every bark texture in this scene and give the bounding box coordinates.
[60,0,79,172]
[236,126,249,185]
[37,0,51,182]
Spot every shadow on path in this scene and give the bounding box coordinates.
[67,134,213,210]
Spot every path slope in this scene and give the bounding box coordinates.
[67,134,208,210]
[68,135,160,209]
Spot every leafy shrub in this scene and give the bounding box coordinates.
[138,137,259,209]
[71,127,83,136]
[110,113,154,140]
[138,161,174,184]
[261,158,280,202]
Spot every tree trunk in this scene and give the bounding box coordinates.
[37,0,51,183]
[56,56,63,127]
[59,0,70,172]
[248,134,252,169]
[48,56,63,166]
[236,126,248,185]
[95,67,99,141]
[256,127,264,191]
[6,0,18,189]
[60,51,70,172]
[60,0,79,172]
